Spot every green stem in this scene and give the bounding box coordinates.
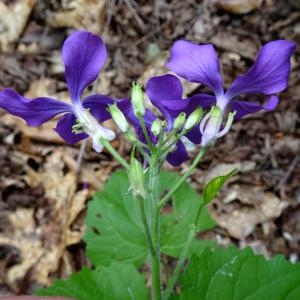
[194,202,204,226]
[100,138,130,170]
[138,114,154,152]
[161,130,187,156]
[137,195,156,256]
[163,224,196,300]
[158,147,207,209]
[149,161,162,300]
[161,129,177,148]
[163,203,204,300]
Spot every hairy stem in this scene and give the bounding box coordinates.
[100,138,130,170]
[137,195,156,256]
[163,224,196,300]
[163,202,204,300]
[138,114,154,152]
[149,161,162,300]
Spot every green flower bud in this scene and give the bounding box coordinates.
[125,131,138,143]
[173,112,186,130]
[108,103,129,133]
[184,107,204,130]
[131,82,145,116]
[129,158,146,198]
[151,119,162,136]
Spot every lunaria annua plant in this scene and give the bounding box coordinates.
[0,31,297,300]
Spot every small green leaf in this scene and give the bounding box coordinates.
[36,262,149,300]
[202,169,236,205]
[174,246,300,300]
[84,170,216,267]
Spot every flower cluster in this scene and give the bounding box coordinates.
[0,31,295,166]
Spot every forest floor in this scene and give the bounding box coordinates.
[0,0,299,295]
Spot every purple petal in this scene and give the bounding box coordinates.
[146,74,183,104]
[62,31,107,103]
[55,113,88,144]
[82,94,114,121]
[162,93,216,114]
[166,140,189,167]
[185,125,202,144]
[118,98,157,143]
[165,40,223,96]
[0,88,72,126]
[146,74,183,130]
[230,95,279,121]
[226,40,296,100]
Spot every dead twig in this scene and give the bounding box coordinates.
[277,155,300,191]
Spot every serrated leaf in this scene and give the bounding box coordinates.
[202,169,236,205]
[36,262,149,300]
[84,170,216,267]
[174,246,300,300]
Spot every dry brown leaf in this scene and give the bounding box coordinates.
[46,0,106,33]
[215,0,263,14]
[210,32,257,60]
[213,185,288,239]
[0,0,36,52]
[2,149,88,288]
[204,161,256,184]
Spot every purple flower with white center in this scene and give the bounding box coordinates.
[164,40,296,146]
[0,31,115,152]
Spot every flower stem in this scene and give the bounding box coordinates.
[163,202,204,300]
[158,147,207,209]
[138,114,154,152]
[163,224,196,300]
[149,161,162,300]
[137,195,156,256]
[100,138,130,170]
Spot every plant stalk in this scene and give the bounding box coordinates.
[163,202,204,300]
[137,195,156,256]
[149,161,162,300]
[163,224,196,300]
[100,138,130,170]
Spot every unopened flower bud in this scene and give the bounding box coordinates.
[184,107,204,130]
[129,158,146,198]
[125,131,138,143]
[151,119,162,136]
[131,82,145,116]
[173,112,186,130]
[108,103,129,133]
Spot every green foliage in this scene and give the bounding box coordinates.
[36,262,149,300]
[202,169,236,205]
[173,246,300,300]
[84,170,216,267]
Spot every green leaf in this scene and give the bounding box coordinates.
[84,170,216,267]
[36,262,149,300]
[174,246,300,300]
[202,169,236,205]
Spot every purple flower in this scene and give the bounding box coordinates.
[164,40,296,146]
[145,74,190,166]
[116,77,189,166]
[0,31,115,152]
